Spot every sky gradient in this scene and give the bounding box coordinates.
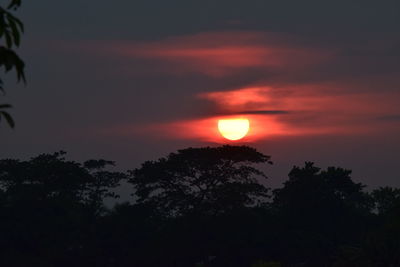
[1,0,400,189]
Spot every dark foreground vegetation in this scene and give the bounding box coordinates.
[0,146,399,267]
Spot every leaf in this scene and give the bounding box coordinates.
[0,110,15,128]
[0,13,5,38]
[0,104,12,109]
[0,47,26,83]
[7,14,20,46]
[7,0,22,10]
[4,29,12,48]
[13,16,23,32]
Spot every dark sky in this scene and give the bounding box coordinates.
[2,0,400,189]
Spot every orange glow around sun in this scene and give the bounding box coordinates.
[218,118,250,141]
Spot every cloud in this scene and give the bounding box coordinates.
[226,110,290,115]
[59,30,400,86]
[102,80,400,142]
[64,31,333,77]
[377,115,400,122]
[198,87,272,111]
[59,30,400,142]
[147,86,400,141]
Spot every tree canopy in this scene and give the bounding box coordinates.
[0,146,400,266]
[0,151,125,214]
[129,145,272,217]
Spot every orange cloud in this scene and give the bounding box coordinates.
[156,84,400,141]
[104,81,400,143]
[69,31,333,77]
[199,87,271,111]
[78,31,400,142]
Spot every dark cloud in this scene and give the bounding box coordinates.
[377,115,400,122]
[232,110,290,115]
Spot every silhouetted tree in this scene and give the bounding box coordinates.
[0,0,25,128]
[1,148,400,266]
[0,151,126,266]
[272,162,373,266]
[0,152,124,205]
[83,159,125,216]
[129,145,272,218]
[345,186,400,266]
[372,186,400,216]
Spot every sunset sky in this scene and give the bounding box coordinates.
[2,0,400,188]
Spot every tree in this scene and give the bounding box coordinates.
[0,0,25,128]
[350,186,400,266]
[129,145,272,217]
[83,159,125,215]
[272,162,373,266]
[274,162,372,214]
[0,151,125,214]
[372,186,400,215]
[0,151,126,266]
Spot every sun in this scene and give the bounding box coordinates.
[218,118,250,141]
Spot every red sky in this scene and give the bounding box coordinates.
[85,31,400,144]
[2,1,400,190]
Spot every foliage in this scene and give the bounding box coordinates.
[0,146,400,266]
[129,145,272,217]
[0,103,14,127]
[0,0,25,128]
[272,162,374,266]
[372,186,400,215]
[0,151,125,213]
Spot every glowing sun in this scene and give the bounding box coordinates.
[218,118,250,141]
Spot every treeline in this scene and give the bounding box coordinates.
[0,146,399,267]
